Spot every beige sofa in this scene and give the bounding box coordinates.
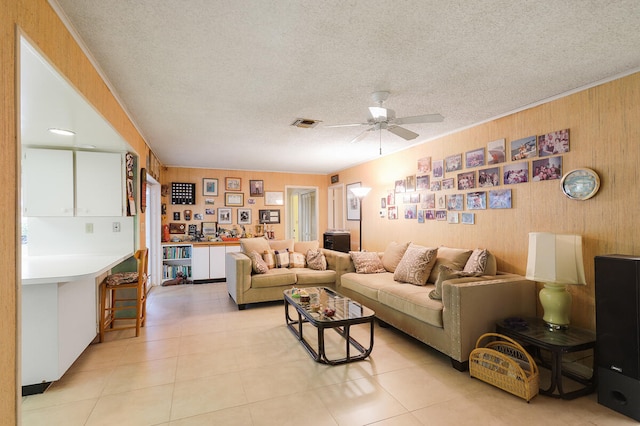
[333,243,536,370]
[226,237,353,310]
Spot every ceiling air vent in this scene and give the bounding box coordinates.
[291,118,321,128]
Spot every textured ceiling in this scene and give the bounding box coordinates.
[52,0,640,174]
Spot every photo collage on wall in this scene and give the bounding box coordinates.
[383,128,570,225]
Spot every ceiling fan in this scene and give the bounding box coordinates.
[327,91,444,150]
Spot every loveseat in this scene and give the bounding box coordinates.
[226,237,353,310]
[333,242,536,370]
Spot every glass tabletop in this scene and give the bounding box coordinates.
[284,287,375,322]
[497,317,596,350]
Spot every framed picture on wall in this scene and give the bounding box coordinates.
[258,209,280,224]
[238,208,252,224]
[218,208,232,224]
[346,182,361,221]
[203,178,218,196]
[265,191,284,206]
[225,177,241,191]
[249,180,264,196]
[225,192,244,207]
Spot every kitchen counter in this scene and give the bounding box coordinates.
[22,251,133,285]
[21,250,133,391]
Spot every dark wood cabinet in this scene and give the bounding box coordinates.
[323,232,351,253]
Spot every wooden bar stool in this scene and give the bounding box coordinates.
[99,248,148,342]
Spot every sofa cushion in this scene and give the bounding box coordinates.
[251,268,297,288]
[350,251,386,274]
[428,247,473,283]
[294,240,319,254]
[289,251,306,268]
[382,241,410,272]
[393,244,438,285]
[269,239,295,252]
[240,237,270,255]
[294,269,336,285]
[378,285,444,328]
[306,249,327,270]
[250,250,269,274]
[429,264,481,300]
[340,271,393,301]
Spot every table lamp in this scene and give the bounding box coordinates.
[349,186,371,250]
[525,232,586,330]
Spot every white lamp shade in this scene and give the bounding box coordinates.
[350,187,372,199]
[525,232,586,285]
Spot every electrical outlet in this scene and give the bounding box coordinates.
[112,222,121,232]
[85,223,93,233]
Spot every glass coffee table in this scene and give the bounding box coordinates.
[284,287,375,365]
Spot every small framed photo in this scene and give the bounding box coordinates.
[225,177,242,191]
[404,205,417,219]
[204,198,215,205]
[442,178,455,190]
[202,222,217,235]
[532,156,562,181]
[435,210,447,221]
[388,206,398,220]
[218,208,232,224]
[194,213,203,220]
[432,159,444,178]
[405,175,416,192]
[465,148,485,168]
[203,178,218,196]
[430,180,441,191]
[511,136,537,160]
[346,182,362,221]
[504,162,529,185]
[417,157,432,174]
[394,179,406,193]
[478,167,500,187]
[205,208,215,215]
[446,194,464,211]
[265,191,284,206]
[422,193,435,209]
[249,180,264,197]
[259,209,280,224]
[466,191,487,210]
[238,208,252,225]
[457,171,476,190]
[416,175,430,191]
[225,192,244,207]
[461,212,475,225]
[173,212,180,220]
[538,128,570,157]
[447,212,459,224]
[445,154,462,173]
[489,189,512,209]
[487,138,506,164]
[331,174,339,184]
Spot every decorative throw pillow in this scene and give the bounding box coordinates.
[429,264,480,300]
[382,241,411,272]
[393,245,438,285]
[262,250,276,269]
[464,249,488,273]
[289,251,306,268]
[427,247,473,283]
[268,239,295,252]
[350,251,386,274]
[306,249,327,270]
[274,249,290,268]
[250,250,269,274]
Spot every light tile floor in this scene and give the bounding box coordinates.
[21,283,638,425]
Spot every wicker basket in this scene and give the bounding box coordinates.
[469,333,539,402]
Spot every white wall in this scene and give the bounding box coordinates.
[27,217,134,256]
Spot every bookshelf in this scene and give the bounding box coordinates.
[162,244,192,281]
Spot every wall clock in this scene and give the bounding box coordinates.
[560,168,600,200]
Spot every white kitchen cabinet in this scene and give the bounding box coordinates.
[23,149,74,216]
[76,151,123,216]
[209,245,226,279]
[22,148,123,217]
[191,246,210,280]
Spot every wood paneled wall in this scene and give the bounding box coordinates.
[336,72,640,331]
[162,167,327,241]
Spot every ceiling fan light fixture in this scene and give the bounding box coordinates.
[368,106,387,120]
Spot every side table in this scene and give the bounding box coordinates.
[496,317,596,400]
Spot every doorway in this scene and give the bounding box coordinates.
[285,186,318,242]
[145,174,161,288]
[327,184,345,230]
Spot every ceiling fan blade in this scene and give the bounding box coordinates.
[387,125,419,141]
[349,127,374,144]
[394,113,444,125]
[325,122,369,128]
